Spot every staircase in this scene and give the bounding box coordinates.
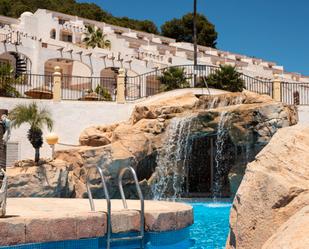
[10,52,28,77]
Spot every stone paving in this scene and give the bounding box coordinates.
[0,198,193,246]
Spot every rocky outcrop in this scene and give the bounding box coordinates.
[262,206,309,249]
[226,125,309,249]
[8,91,298,199]
[7,159,74,197]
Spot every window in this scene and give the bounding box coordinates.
[50,29,56,39]
[60,31,73,42]
[64,34,72,42]
[58,19,66,25]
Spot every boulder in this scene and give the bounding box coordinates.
[262,206,309,249]
[226,125,309,249]
[7,159,74,197]
[79,123,119,146]
[7,91,298,199]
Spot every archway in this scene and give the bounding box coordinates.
[0,52,32,75]
[45,58,92,100]
[44,58,91,77]
[100,67,118,100]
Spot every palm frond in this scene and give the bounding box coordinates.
[83,25,111,49]
[9,102,54,130]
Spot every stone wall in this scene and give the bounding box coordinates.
[1,97,134,161]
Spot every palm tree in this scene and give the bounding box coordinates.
[83,25,111,49]
[206,65,245,92]
[9,103,53,164]
[158,67,190,91]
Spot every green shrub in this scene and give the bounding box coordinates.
[206,65,245,92]
[95,85,112,101]
[158,67,190,91]
[0,64,20,97]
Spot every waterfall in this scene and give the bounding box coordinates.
[152,116,194,200]
[213,111,230,198]
[208,95,244,109]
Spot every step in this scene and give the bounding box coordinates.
[110,235,143,242]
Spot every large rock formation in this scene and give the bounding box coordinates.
[7,159,74,197]
[7,91,297,199]
[226,125,309,249]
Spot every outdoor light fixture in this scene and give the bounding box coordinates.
[45,133,59,159]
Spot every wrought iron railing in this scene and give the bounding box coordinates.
[61,75,116,101]
[125,64,273,101]
[0,32,21,45]
[281,81,309,105]
[241,74,273,97]
[1,65,308,105]
[0,73,53,99]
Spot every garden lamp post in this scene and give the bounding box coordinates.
[45,133,59,159]
[193,0,198,87]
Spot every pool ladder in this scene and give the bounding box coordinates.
[86,166,145,249]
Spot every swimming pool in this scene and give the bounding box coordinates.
[146,201,231,249]
[0,201,231,249]
[185,201,232,249]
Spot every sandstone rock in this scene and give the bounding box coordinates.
[7,159,74,197]
[7,91,298,200]
[226,125,309,249]
[79,125,116,146]
[262,206,309,249]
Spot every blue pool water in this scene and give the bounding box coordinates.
[147,201,232,249]
[186,202,232,249]
[0,201,231,249]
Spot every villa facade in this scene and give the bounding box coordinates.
[0,9,307,83]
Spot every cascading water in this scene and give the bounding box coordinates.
[152,116,194,200]
[208,95,244,109]
[213,111,230,198]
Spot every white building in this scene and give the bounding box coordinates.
[0,9,307,86]
[0,9,308,163]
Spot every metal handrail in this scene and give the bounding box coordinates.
[86,166,112,249]
[118,166,145,248]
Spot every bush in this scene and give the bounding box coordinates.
[0,64,20,97]
[95,85,112,101]
[206,65,245,92]
[158,67,190,91]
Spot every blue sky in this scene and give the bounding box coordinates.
[80,0,309,75]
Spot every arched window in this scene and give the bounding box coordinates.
[50,29,56,39]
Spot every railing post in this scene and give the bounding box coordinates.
[53,66,62,101]
[116,68,126,104]
[273,74,281,102]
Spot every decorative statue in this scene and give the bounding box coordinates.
[0,168,7,217]
[1,114,11,144]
